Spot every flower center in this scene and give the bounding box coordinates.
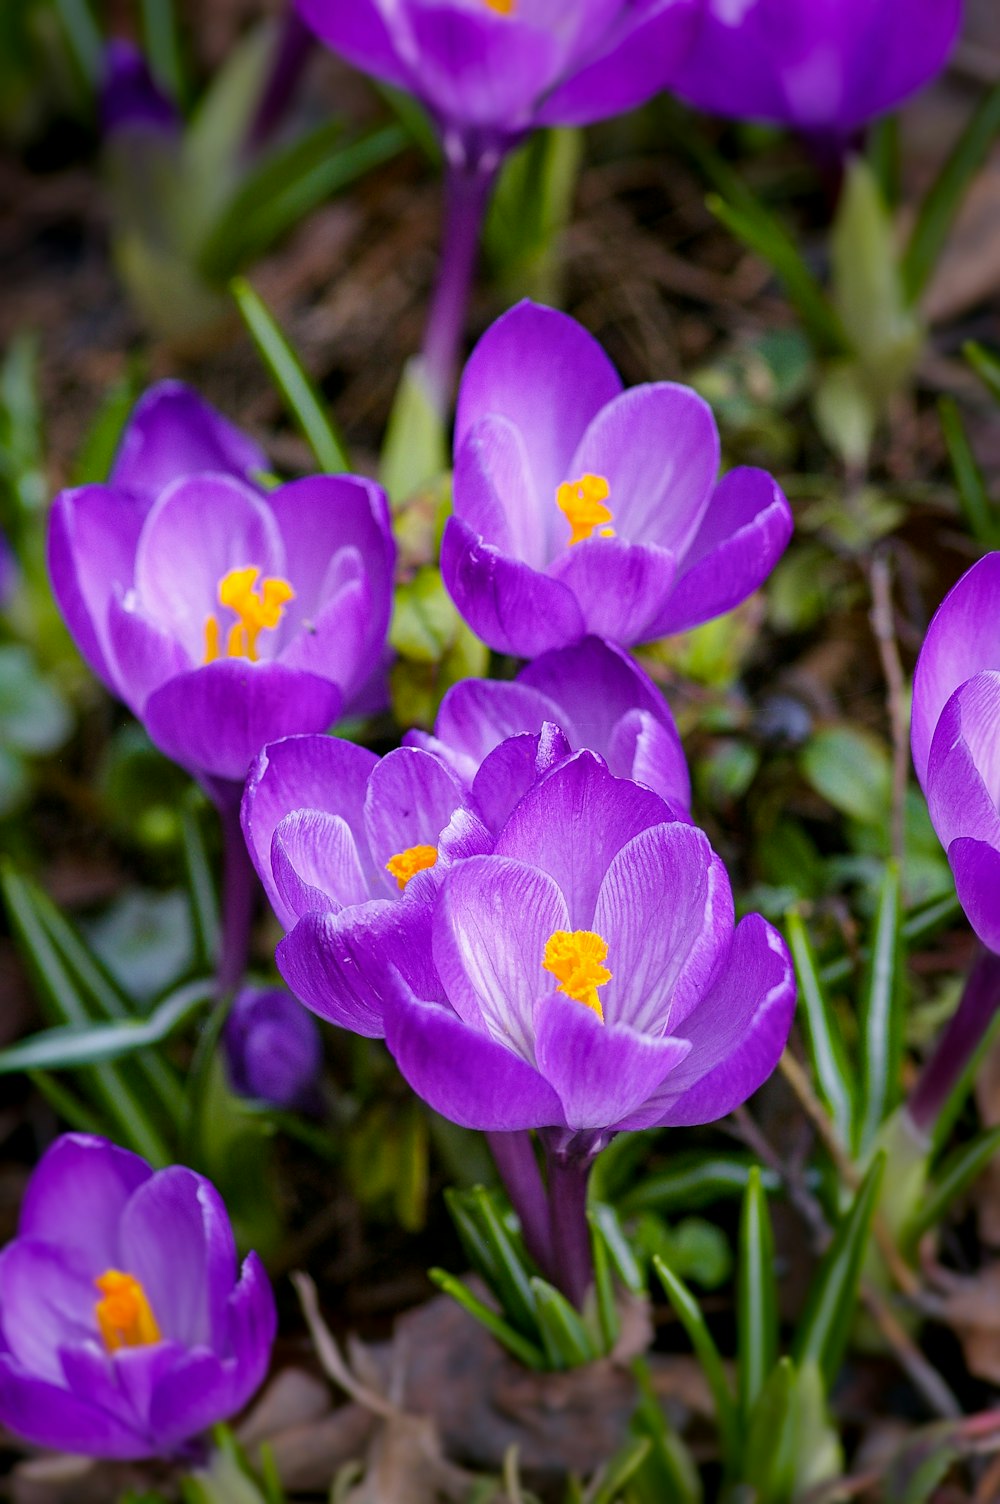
[385,844,438,890]
[203,566,295,663]
[94,1270,162,1352]
[542,929,612,1020]
[483,0,515,12]
[556,474,615,546]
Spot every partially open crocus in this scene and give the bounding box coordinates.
[911,553,1000,954]
[48,389,395,790]
[383,751,795,1138]
[241,736,497,1035]
[224,984,324,1111]
[441,301,793,658]
[0,1134,275,1459]
[667,0,962,142]
[406,634,691,815]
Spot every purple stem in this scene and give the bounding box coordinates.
[487,1130,552,1274]
[908,947,1000,1135]
[420,159,496,418]
[243,11,316,157]
[544,1142,595,1309]
[215,792,258,997]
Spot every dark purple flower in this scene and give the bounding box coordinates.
[406,635,690,812]
[101,40,180,135]
[295,0,700,168]
[48,385,395,788]
[224,985,324,1110]
[383,751,795,1137]
[241,735,495,1035]
[441,301,793,658]
[0,1135,275,1460]
[667,0,961,137]
[912,553,1000,954]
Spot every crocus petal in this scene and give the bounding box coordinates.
[566,383,719,556]
[242,735,379,930]
[271,810,372,918]
[533,991,691,1131]
[406,4,561,132]
[645,467,793,638]
[47,485,148,690]
[133,475,285,662]
[608,709,691,810]
[925,673,1000,851]
[454,415,549,568]
[18,1134,151,1275]
[119,1168,236,1351]
[538,0,702,125]
[146,1348,231,1450]
[363,746,470,891]
[455,301,622,514]
[384,980,566,1131]
[224,1252,277,1396]
[106,590,191,714]
[433,856,570,1059]
[0,1357,149,1458]
[948,839,1000,957]
[276,901,436,1038]
[519,635,673,742]
[495,750,670,927]
[548,536,677,644]
[416,677,564,782]
[617,914,795,1129]
[110,382,269,502]
[441,514,586,658]
[471,724,573,833]
[143,661,343,784]
[0,1241,97,1384]
[593,822,734,1033]
[296,0,413,91]
[912,554,1000,790]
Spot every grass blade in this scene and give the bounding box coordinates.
[653,1256,740,1467]
[785,908,855,1147]
[965,340,1000,403]
[904,1125,1000,1253]
[428,1268,545,1369]
[737,1167,778,1423]
[0,978,213,1075]
[530,1276,596,1368]
[856,863,904,1156]
[939,396,998,546]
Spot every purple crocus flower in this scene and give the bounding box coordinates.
[101,40,180,134]
[383,750,795,1138]
[241,735,498,1035]
[406,634,691,813]
[48,385,395,790]
[295,0,701,167]
[441,301,793,658]
[224,984,324,1110]
[911,553,1000,954]
[0,1135,275,1460]
[667,0,962,139]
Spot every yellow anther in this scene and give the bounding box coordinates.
[483,0,515,12]
[542,929,611,1021]
[386,844,439,890]
[556,474,615,546]
[94,1270,162,1353]
[203,566,295,663]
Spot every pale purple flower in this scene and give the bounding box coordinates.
[240,735,496,1035]
[912,553,1000,954]
[667,0,962,137]
[0,1135,275,1459]
[384,751,795,1138]
[406,634,690,814]
[48,384,395,789]
[224,985,324,1110]
[442,301,793,658]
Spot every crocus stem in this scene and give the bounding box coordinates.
[544,1144,595,1309]
[908,947,1000,1135]
[420,159,496,417]
[487,1130,552,1274]
[216,796,258,997]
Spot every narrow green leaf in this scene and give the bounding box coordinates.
[652,1256,740,1467]
[51,0,102,89]
[791,1153,886,1391]
[28,1070,107,1135]
[939,396,998,545]
[200,123,405,281]
[630,1356,704,1504]
[785,908,854,1147]
[530,1276,596,1369]
[820,890,961,989]
[741,1356,797,1503]
[857,864,904,1155]
[903,82,1000,303]
[428,1268,545,1369]
[72,373,140,486]
[587,1209,620,1355]
[905,1125,1000,1252]
[620,1153,782,1216]
[965,340,1000,403]
[588,1201,644,1294]
[380,357,448,506]
[0,978,213,1075]
[738,1167,778,1423]
[180,796,220,973]
[470,1186,539,1336]
[140,0,189,108]
[707,193,848,357]
[444,1187,505,1293]
[584,1437,651,1504]
[231,276,349,472]
[930,1006,1000,1156]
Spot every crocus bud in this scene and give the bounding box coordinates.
[224,984,324,1110]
